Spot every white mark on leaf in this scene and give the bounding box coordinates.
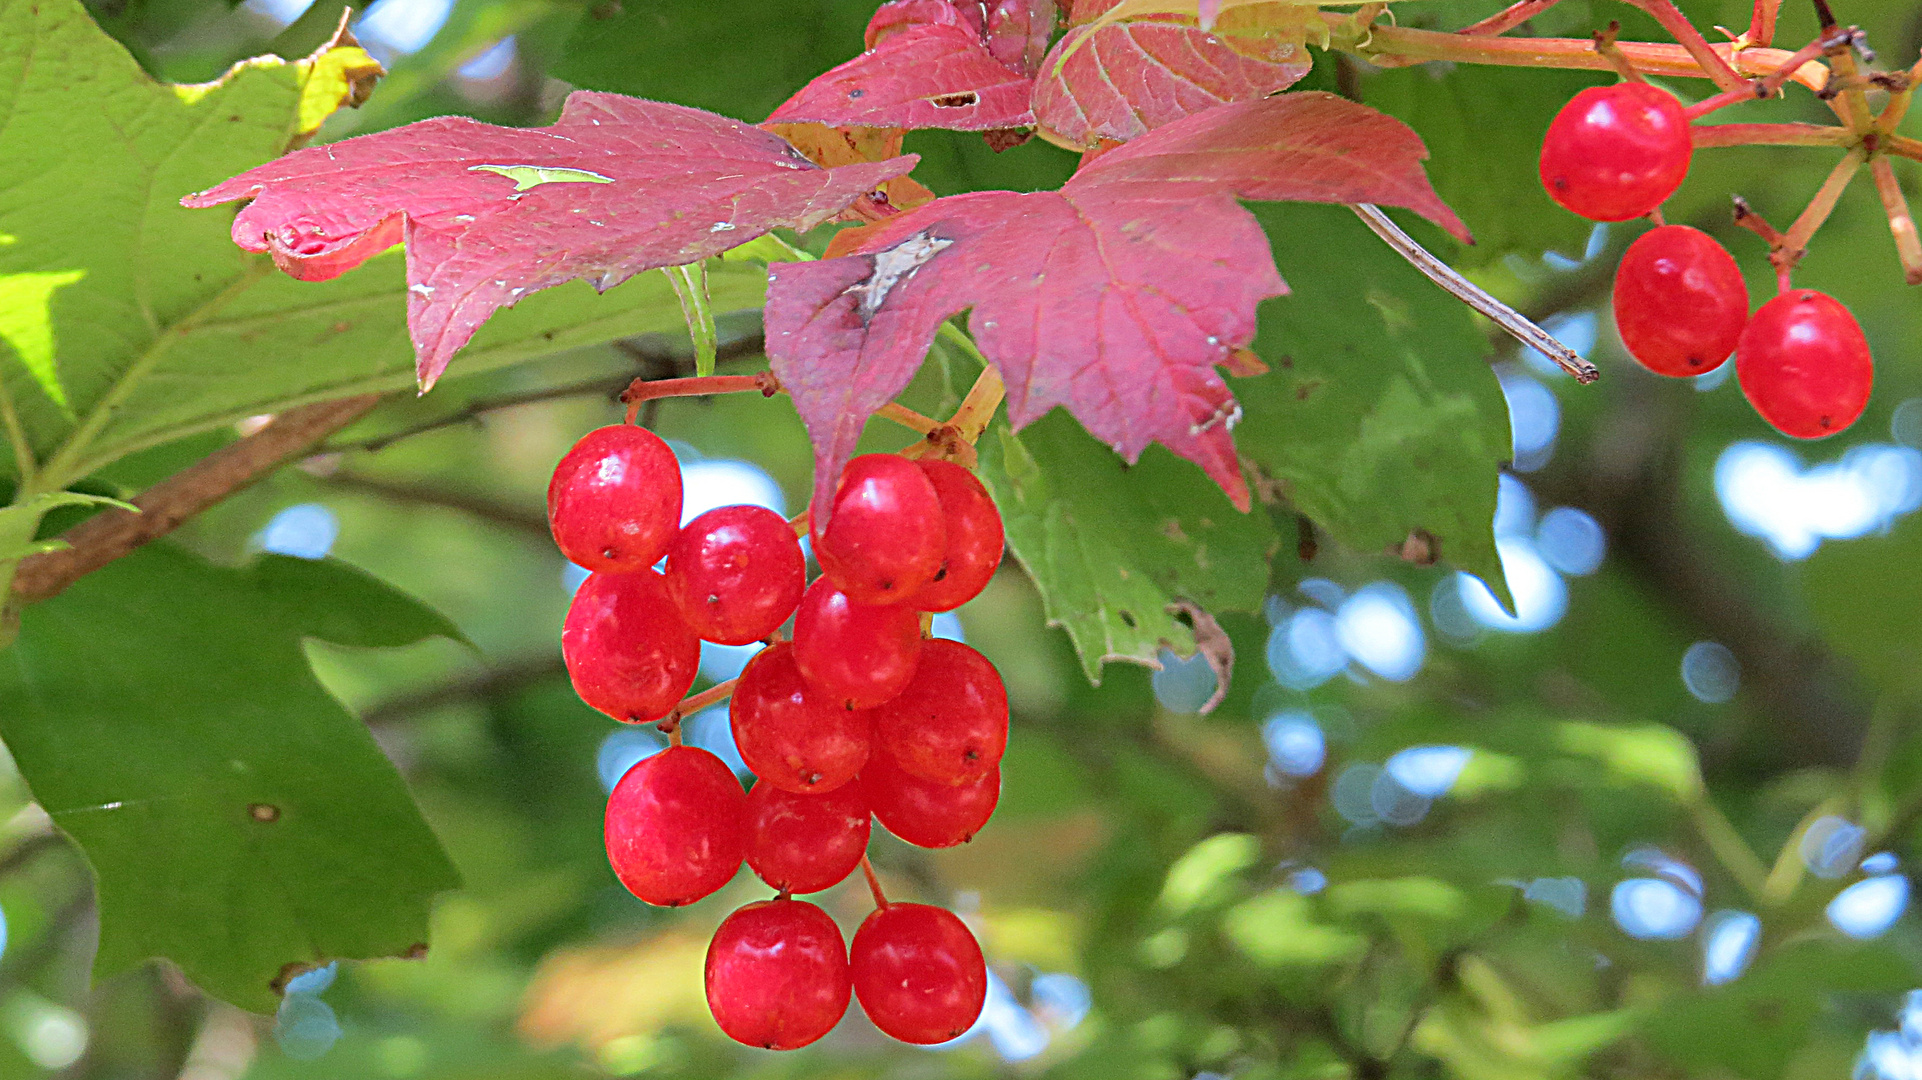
[847,232,954,321]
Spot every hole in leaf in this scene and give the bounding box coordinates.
[929,92,979,108]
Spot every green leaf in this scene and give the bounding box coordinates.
[1221,889,1366,967]
[1803,514,1922,693]
[0,490,138,562]
[0,544,462,1013]
[1557,721,1704,801]
[975,411,1278,681]
[551,0,880,122]
[0,0,767,491]
[1364,63,1602,264]
[1239,201,1512,603]
[1158,833,1260,916]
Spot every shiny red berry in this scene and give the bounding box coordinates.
[905,461,1004,612]
[791,578,924,709]
[548,425,682,571]
[605,746,746,906]
[731,642,871,794]
[873,640,1008,785]
[562,569,700,724]
[706,899,851,1050]
[813,454,946,605]
[863,749,998,848]
[1539,82,1692,222]
[745,777,872,894]
[1613,225,1749,377]
[1736,289,1873,439]
[850,903,987,1045]
[664,505,806,645]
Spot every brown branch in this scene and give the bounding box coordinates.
[360,654,567,727]
[10,395,382,604]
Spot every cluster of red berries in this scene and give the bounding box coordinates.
[547,423,1009,1050]
[1539,82,1874,439]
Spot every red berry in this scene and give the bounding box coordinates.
[664,505,806,645]
[812,454,946,605]
[1613,225,1749,377]
[863,750,998,848]
[791,578,924,709]
[563,569,700,724]
[605,746,746,906]
[1538,83,1691,222]
[548,425,682,571]
[706,899,851,1050]
[873,640,1008,785]
[1736,289,1873,439]
[745,777,872,894]
[850,903,987,1045]
[905,461,1004,612]
[731,642,871,793]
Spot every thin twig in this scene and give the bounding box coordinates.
[9,395,382,603]
[1782,147,1866,261]
[315,472,550,538]
[1457,0,1564,37]
[1620,0,1750,90]
[324,376,633,454]
[860,855,890,908]
[658,678,738,735]
[1691,121,1854,148]
[1351,205,1598,383]
[1748,0,1778,46]
[1869,157,1922,285]
[621,372,780,424]
[360,655,567,727]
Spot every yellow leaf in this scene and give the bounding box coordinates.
[294,41,386,140]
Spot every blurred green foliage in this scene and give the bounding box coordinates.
[0,0,1920,1079]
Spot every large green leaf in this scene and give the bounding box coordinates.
[551,0,878,122]
[1238,201,1512,600]
[976,410,1278,681]
[0,0,765,490]
[1363,63,1601,264]
[0,544,463,1013]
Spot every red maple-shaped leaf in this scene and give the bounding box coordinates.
[1032,11,1312,148]
[182,93,917,388]
[766,0,1036,132]
[765,93,1470,522]
[986,0,1059,76]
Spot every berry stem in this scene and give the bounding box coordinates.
[859,855,890,909]
[1345,19,1824,92]
[1456,0,1564,38]
[659,678,739,736]
[1618,0,1749,91]
[938,358,1008,446]
[1351,204,1600,383]
[1590,23,1646,83]
[1732,197,1799,293]
[876,403,943,435]
[1690,122,1854,149]
[1868,156,1922,285]
[620,371,782,423]
[1782,146,1866,266]
[1748,0,1779,47]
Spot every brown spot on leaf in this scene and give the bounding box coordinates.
[1165,599,1233,715]
[1391,528,1439,566]
[249,803,280,823]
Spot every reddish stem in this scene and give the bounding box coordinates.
[1619,0,1748,91]
[657,678,738,738]
[1869,157,1922,285]
[620,371,781,424]
[860,856,890,909]
[1691,122,1854,149]
[1748,0,1778,46]
[1458,0,1564,37]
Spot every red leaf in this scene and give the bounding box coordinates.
[986,0,1058,75]
[182,93,916,389]
[764,93,1469,522]
[767,4,1035,131]
[1032,15,1311,148]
